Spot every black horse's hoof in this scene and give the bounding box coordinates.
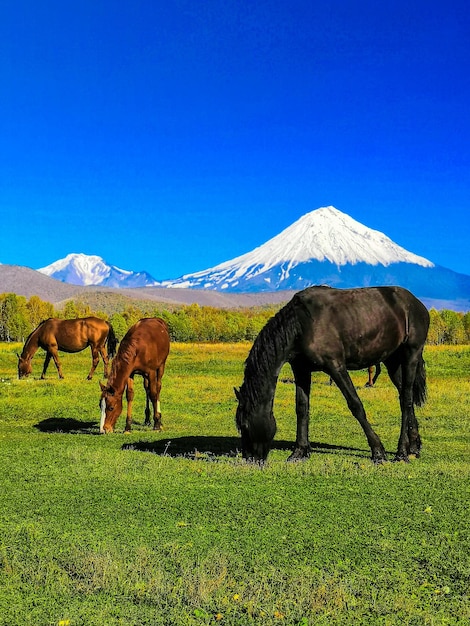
[287,447,311,462]
[371,450,388,464]
[372,456,387,465]
[393,453,410,463]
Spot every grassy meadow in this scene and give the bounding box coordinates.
[0,342,469,625]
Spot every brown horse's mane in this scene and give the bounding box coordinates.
[22,319,50,351]
[108,335,139,380]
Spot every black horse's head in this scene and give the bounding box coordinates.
[234,386,277,463]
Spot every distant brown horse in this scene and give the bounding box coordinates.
[329,364,381,387]
[365,363,382,387]
[17,317,118,380]
[99,318,170,434]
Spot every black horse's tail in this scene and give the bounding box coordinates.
[413,356,427,407]
[106,323,118,358]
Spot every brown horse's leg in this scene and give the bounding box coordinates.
[100,346,109,378]
[372,363,381,385]
[149,370,163,431]
[47,347,64,379]
[87,347,101,380]
[124,377,135,433]
[143,378,151,426]
[41,352,52,379]
[365,366,374,387]
[329,365,387,463]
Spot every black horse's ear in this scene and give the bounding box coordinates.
[234,387,241,401]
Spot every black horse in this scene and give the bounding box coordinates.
[235,286,430,464]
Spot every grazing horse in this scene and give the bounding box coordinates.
[99,318,170,434]
[17,317,118,380]
[235,286,429,464]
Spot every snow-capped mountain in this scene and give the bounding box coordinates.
[37,253,158,288]
[161,206,470,300]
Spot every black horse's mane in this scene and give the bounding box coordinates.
[242,296,302,406]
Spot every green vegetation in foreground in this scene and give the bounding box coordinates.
[0,343,469,625]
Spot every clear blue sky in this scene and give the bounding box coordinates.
[1,1,469,280]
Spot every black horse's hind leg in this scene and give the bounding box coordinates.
[384,355,422,462]
[329,365,387,463]
[391,353,422,462]
[289,360,312,461]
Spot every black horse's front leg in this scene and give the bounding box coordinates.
[330,366,387,463]
[288,362,312,462]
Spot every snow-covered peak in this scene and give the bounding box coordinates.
[37,253,158,288]
[214,206,434,272]
[38,253,113,286]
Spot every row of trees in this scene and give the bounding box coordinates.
[1,292,470,345]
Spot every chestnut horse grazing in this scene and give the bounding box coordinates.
[17,317,118,380]
[99,318,170,434]
[235,286,429,464]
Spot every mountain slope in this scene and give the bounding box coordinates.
[160,206,470,302]
[37,253,158,288]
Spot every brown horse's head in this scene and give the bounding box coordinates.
[17,354,32,379]
[99,381,123,433]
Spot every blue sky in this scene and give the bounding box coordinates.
[1,1,469,280]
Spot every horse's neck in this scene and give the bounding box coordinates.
[108,359,134,393]
[21,332,39,360]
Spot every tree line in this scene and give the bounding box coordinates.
[1,292,469,345]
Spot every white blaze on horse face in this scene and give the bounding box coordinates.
[100,397,107,433]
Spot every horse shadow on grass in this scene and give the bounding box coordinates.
[121,436,369,461]
[35,417,99,434]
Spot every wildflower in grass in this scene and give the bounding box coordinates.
[58,621,70,626]
[215,613,223,621]
[274,609,285,619]
[424,506,432,514]
[233,593,240,601]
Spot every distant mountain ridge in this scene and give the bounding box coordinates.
[160,206,470,303]
[3,206,470,308]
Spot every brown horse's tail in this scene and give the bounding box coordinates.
[106,323,118,358]
[413,356,427,407]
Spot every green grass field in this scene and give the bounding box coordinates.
[0,342,469,625]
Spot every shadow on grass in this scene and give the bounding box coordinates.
[35,417,98,434]
[122,435,368,460]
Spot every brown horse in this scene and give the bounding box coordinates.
[17,317,118,380]
[99,318,170,434]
